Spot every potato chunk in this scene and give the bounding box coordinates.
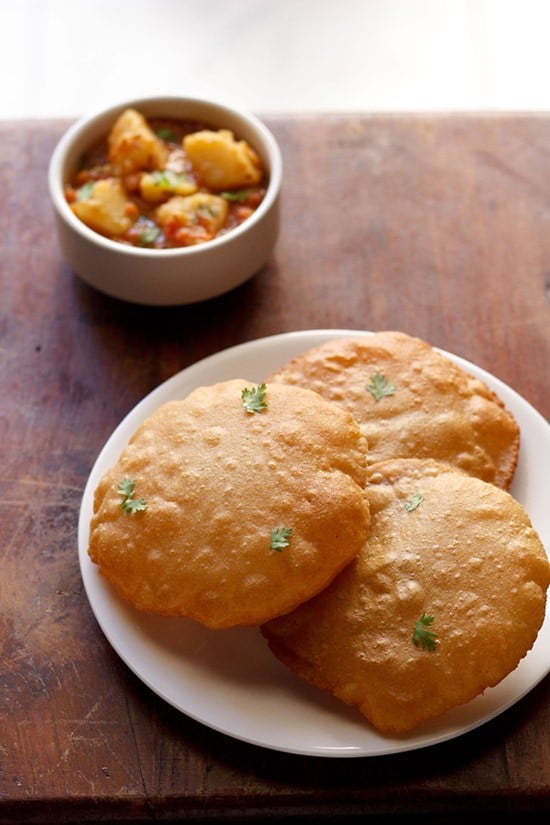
[70,178,134,237]
[155,193,229,245]
[108,108,168,175]
[183,129,263,190]
[139,169,198,204]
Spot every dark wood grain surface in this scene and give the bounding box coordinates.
[1,114,549,824]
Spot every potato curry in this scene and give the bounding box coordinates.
[64,108,267,248]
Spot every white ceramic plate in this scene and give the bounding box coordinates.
[78,329,550,758]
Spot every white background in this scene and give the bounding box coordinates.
[1,0,549,119]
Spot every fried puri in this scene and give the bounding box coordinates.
[88,379,370,629]
[268,331,520,489]
[262,459,550,734]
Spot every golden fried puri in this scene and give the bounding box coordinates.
[268,331,520,489]
[262,459,550,734]
[88,379,370,629]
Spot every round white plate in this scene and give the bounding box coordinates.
[78,329,550,758]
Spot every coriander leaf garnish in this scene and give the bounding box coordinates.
[117,478,135,499]
[412,614,438,651]
[404,493,424,512]
[220,190,249,202]
[155,127,178,141]
[138,225,161,246]
[151,169,189,189]
[365,372,396,401]
[77,181,95,201]
[241,383,267,414]
[117,477,147,515]
[198,203,218,217]
[151,170,172,188]
[122,497,148,514]
[270,527,292,551]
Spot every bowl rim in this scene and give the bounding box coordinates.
[47,95,283,258]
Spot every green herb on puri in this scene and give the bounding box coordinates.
[365,372,396,401]
[117,478,147,515]
[270,527,292,551]
[242,383,267,414]
[404,493,424,512]
[412,614,438,651]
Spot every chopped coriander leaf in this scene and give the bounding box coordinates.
[241,383,267,414]
[121,497,148,514]
[412,614,438,651]
[151,169,189,189]
[199,204,218,217]
[138,225,161,246]
[117,477,147,515]
[270,527,292,551]
[155,127,178,141]
[365,372,396,401]
[132,216,161,247]
[151,170,172,188]
[220,190,249,202]
[77,181,95,201]
[404,493,424,512]
[117,478,135,499]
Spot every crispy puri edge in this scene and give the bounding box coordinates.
[478,383,521,490]
[262,628,390,733]
[262,629,340,700]
[493,429,520,489]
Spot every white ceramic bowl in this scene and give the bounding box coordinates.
[48,96,282,305]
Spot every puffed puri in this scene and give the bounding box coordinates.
[268,331,521,490]
[88,379,370,629]
[262,458,550,734]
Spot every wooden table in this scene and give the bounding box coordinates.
[1,114,549,823]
